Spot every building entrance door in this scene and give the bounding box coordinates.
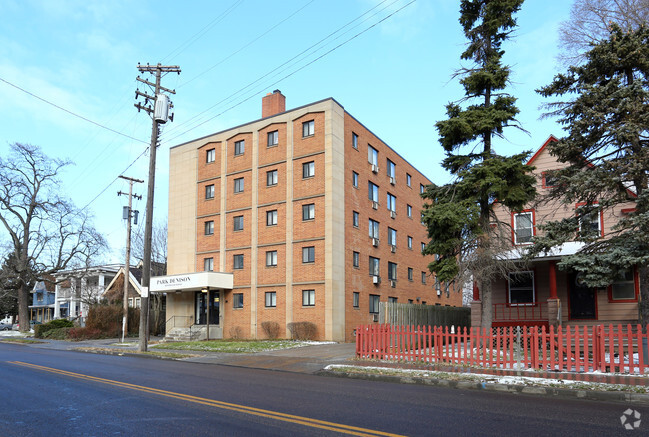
[195,290,220,325]
[569,271,596,319]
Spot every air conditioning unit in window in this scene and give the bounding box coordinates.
[390,280,396,288]
[371,164,379,173]
[372,314,379,322]
[372,275,381,284]
[437,289,442,296]
[372,238,379,247]
[390,210,396,219]
[389,176,395,185]
[390,245,396,253]
[372,201,379,210]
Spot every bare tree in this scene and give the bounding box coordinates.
[558,0,649,65]
[0,143,107,332]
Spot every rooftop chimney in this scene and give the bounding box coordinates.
[262,90,286,118]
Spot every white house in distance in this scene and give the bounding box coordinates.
[53,265,121,319]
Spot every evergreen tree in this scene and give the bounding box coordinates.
[422,0,536,330]
[535,24,649,327]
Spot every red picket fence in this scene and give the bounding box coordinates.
[355,324,649,374]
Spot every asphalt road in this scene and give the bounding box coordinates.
[0,343,642,436]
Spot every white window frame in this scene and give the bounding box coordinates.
[577,204,602,238]
[233,254,244,270]
[302,120,314,137]
[266,169,278,187]
[302,289,315,306]
[204,257,214,272]
[387,193,396,212]
[233,215,243,231]
[266,250,277,267]
[302,246,315,263]
[302,161,315,178]
[368,145,378,165]
[266,210,277,226]
[234,139,245,156]
[204,220,214,235]
[205,184,215,199]
[267,130,278,147]
[234,177,244,193]
[368,219,380,239]
[265,291,277,308]
[513,211,534,245]
[302,203,315,221]
[206,148,215,163]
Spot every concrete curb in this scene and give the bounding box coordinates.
[317,369,649,405]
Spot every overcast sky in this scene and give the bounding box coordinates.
[0,0,572,263]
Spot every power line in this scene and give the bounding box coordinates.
[0,76,148,145]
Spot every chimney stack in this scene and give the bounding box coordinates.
[262,90,286,118]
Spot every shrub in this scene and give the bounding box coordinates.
[287,322,317,341]
[34,319,75,338]
[67,327,103,341]
[41,327,72,340]
[85,305,140,338]
[229,326,243,339]
[261,321,280,339]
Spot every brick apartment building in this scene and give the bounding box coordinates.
[164,91,461,342]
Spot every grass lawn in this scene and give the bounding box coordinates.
[0,338,45,344]
[152,339,310,353]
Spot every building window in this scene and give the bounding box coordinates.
[388,227,397,247]
[233,293,244,309]
[234,177,244,193]
[267,170,278,187]
[421,271,426,284]
[513,211,534,245]
[508,271,535,304]
[352,171,358,188]
[302,203,315,221]
[406,173,411,187]
[408,268,413,281]
[233,215,243,231]
[407,204,412,218]
[388,296,398,304]
[353,292,359,308]
[577,204,602,238]
[369,256,380,277]
[302,289,315,306]
[302,161,315,179]
[234,140,245,156]
[387,159,395,178]
[266,210,277,226]
[543,170,558,188]
[368,145,378,165]
[265,291,277,308]
[233,254,244,270]
[387,193,396,212]
[352,132,358,149]
[369,294,380,314]
[205,184,215,200]
[420,183,425,194]
[267,130,278,147]
[204,257,213,272]
[368,181,379,202]
[204,220,214,236]
[353,251,359,268]
[353,211,359,228]
[408,299,413,304]
[388,262,397,281]
[408,236,412,249]
[206,148,215,163]
[302,120,314,137]
[266,250,277,267]
[610,269,637,301]
[302,246,315,263]
[368,219,379,239]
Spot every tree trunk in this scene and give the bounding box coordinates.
[481,280,493,333]
[639,265,649,334]
[18,282,30,333]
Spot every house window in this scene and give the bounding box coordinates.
[233,254,244,270]
[368,219,379,239]
[135,298,141,308]
[267,170,278,187]
[408,236,412,249]
[267,130,278,147]
[353,211,359,228]
[388,262,397,281]
[302,203,315,221]
[369,294,380,314]
[204,220,214,235]
[302,246,315,263]
[368,145,378,165]
[421,271,426,284]
[205,184,215,200]
[421,242,426,253]
[408,299,413,304]
[353,292,359,308]
[302,161,315,178]
[266,250,277,267]
[407,204,412,218]
[610,269,636,301]
[368,182,379,202]
[352,171,358,188]
[234,140,245,156]
[388,296,398,304]
[206,148,215,163]
[369,256,380,277]
[234,177,244,193]
[265,291,276,308]
[513,211,534,244]
[204,257,213,272]
[352,132,358,149]
[267,210,277,226]
[388,227,397,247]
[302,289,315,306]
[387,193,396,212]
[577,204,602,238]
[233,293,244,309]
[420,183,425,194]
[233,215,243,231]
[406,173,411,187]
[408,268,413,281]
[302,120,314,137]
[508,271,535,304]
[543,170,558,188]
[353,251,359,268]
[387,159,395,178]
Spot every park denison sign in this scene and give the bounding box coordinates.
[150,275,197,291]
[149,272,234,292]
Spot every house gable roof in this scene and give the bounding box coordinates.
[526,135,559,166]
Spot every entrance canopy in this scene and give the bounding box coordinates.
[150,272,233,293]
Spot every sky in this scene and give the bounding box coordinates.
[0,0,573,264]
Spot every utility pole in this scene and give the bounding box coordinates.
[135,63,180,352]
[117,175,142,343]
